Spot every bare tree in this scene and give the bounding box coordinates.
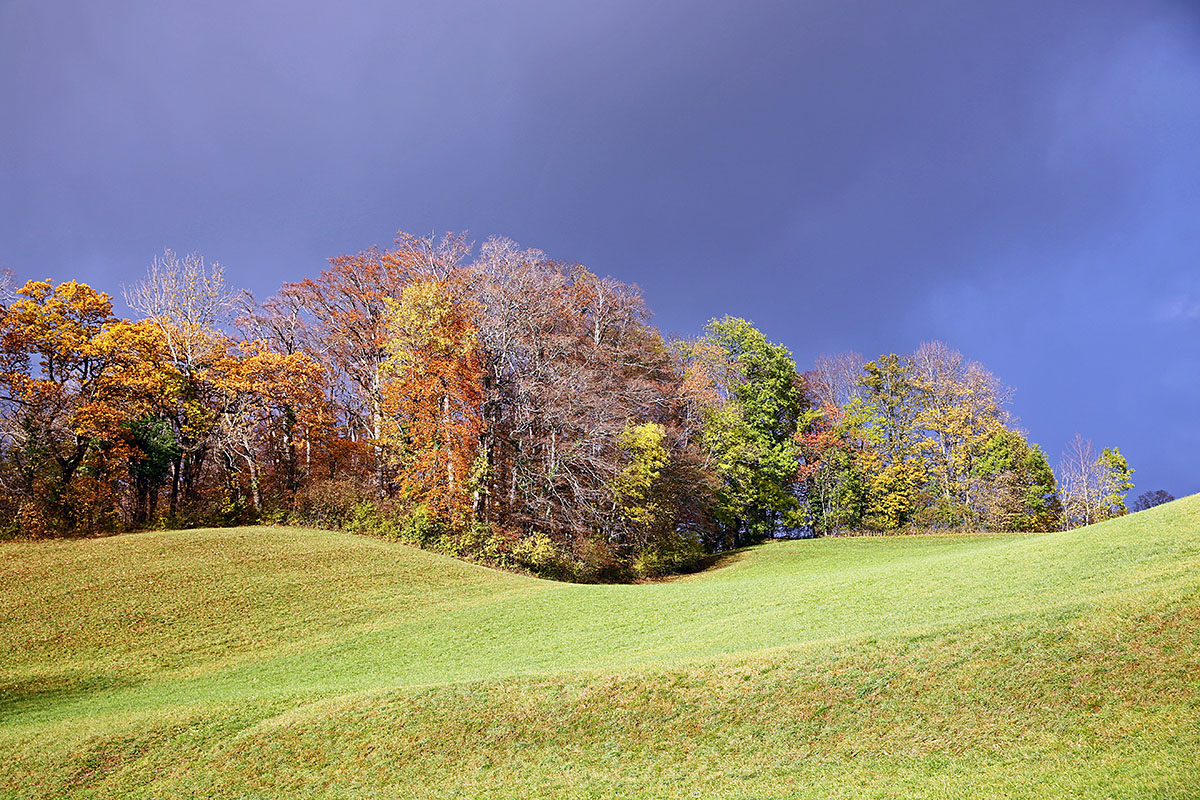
[1058,434,1105,528]
[1131,489,1174,512]
[0,267,15,307]
[124,249,235,370]
[810,350,865,409]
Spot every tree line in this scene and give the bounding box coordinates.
[0,232,1157,579]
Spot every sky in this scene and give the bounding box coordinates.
[2,0,1198,498]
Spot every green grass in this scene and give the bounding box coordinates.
[2,498,1198,798]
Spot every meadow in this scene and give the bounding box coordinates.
[2,496,1197,798]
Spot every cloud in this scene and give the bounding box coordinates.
[1158,294,1200,322]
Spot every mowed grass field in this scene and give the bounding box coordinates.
[2,498,1198,799]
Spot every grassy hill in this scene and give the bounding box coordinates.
[2,497,1198,799]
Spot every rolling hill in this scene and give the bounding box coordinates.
[2,496,1198,798]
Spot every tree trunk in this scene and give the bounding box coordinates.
[243,433,261,512]
[169,453,182,517]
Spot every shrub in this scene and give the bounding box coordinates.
[343,501,443,546]
[15,501,51,540]
[633,530,704,579]
[215,498,258,527]
[510,532,582,581]
[293,477,371,529]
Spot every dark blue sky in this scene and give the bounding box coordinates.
[2,0,1198,497]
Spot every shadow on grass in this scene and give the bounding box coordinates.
[0,673,139,723]
[650,548,750,583]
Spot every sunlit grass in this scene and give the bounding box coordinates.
[2,497,1198,798]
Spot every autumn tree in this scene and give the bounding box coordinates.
[381,277,484,529]
[796,355,868,535]
[288,233,470,497]
[795,401,866,535]
[0,280,127,533]
[124,250,234,368]
[611,422,669,534]
[286,247,400,495]
[89,319,182,525]
[233,286,358,507]
[910,341,1009,526]
[602,421,684,573]
[216,343,328,513]
[804,342,1051,533]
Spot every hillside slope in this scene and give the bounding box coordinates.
[2,497,1198,798]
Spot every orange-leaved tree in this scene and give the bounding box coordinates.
[216,341,330,511]
[382,277,484,529]
[0,280,132,533]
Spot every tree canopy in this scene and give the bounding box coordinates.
[0,233,1137,578]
